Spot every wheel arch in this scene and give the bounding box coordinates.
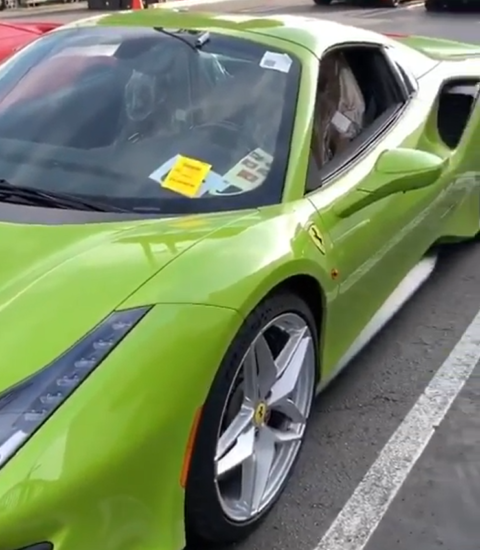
[241,269,330,388]
[263,273,326,339]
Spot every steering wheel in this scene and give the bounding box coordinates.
[191,120,258,153]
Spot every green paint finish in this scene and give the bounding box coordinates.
[3,10,480,550]
[399,34,480,59]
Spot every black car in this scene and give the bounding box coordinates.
[313,0,404,7]
[425,0,480,9]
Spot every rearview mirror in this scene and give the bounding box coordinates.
[334,148,447,218]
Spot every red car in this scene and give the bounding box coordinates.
[0,21,60,61]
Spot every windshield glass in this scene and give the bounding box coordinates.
[0,26,300,214]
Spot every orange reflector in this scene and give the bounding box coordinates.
[180,407,203,488]
[385,33,408,38]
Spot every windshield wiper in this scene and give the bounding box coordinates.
[0,179,128,213]
[154,27,210,52]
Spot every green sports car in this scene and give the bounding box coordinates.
[0,9,480,550]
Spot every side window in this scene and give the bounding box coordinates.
[394,62,417,96]
[306,45,407,193]
[385,46,418,96]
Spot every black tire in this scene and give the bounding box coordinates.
[425,0,443,10]
[382,0,400,7]
[313,0,333,5]
[185,292,318,546]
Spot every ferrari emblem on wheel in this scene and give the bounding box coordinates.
[254,402,269,425]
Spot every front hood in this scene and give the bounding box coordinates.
[0,209,247,391]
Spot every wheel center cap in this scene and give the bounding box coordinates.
[254,402,269,426]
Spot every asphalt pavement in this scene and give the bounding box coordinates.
[3,2,480,550]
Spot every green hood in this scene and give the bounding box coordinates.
[0,211,246,391]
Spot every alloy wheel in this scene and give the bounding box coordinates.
[214,313,316,522]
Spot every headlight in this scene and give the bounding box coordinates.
[0,307,150,468]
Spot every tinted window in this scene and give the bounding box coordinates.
[308,45,404,191]
[0,26,300,213]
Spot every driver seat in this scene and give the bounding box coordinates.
[313,51,366,167]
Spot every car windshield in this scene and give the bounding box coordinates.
[0,25,300,214]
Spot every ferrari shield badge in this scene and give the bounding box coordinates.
[307,223,326,254]
[253,402,269,426]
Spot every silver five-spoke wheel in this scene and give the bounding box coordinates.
[214,312,316,521]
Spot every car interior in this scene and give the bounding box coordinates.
[0,35,286,151]
[0,34,294,208]
[308,45,407,191]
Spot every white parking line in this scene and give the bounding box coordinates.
[314,307,480,550]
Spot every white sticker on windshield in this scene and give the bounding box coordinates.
[221,148,274,192]
[259,51,292,74]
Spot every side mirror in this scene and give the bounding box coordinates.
[334,148,447,218]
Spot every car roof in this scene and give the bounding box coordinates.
[67,10,388,57]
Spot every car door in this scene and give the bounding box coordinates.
[306,43,450,376]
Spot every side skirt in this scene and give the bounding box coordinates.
[316,255,438,395]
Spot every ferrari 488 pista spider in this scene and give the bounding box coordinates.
[0,9,480,550]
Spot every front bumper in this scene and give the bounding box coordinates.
[0,304,242,550]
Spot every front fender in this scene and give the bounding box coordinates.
[122,203,338,319]
[0,303,242,550]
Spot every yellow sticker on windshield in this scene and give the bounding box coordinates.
[162,155,211,198]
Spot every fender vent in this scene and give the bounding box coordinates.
[437,78,480,149]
